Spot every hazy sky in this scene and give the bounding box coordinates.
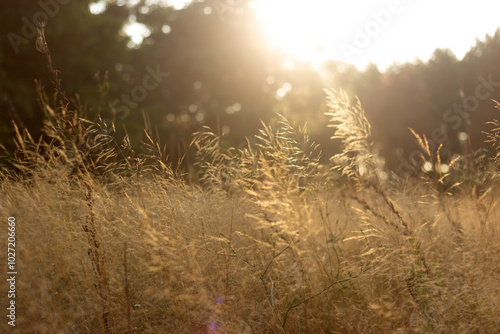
[144,0,500,70]
[253,0,500,70]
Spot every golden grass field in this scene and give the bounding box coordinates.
[1,85,500,333]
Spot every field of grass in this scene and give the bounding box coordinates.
[1,82,500,334]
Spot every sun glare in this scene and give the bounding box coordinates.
[116,0,500,70]
[253,0,500,70]
[254,0,358,64]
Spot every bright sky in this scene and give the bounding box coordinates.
[104,0,500,71]
[254,0,500,70]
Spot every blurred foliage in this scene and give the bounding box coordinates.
[1,0,500,173]
[0,0,130,150]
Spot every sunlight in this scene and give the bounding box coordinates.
[254,0,353,63]
[162,0,191,10]
[121,0,500,70]
[252,0,413,69]
[124,19,151,47]
[253,0,500,70]
[89,1,107,15]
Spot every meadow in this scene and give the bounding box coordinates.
[2,25,500,333]
[1,74,500,334]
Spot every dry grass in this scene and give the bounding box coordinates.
[1,94,500,333]
[1,28,500,332]
[1,158,500,333]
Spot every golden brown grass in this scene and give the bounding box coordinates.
[2,153,500,333]
[2,93,500,333]
[1,29,500,332]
